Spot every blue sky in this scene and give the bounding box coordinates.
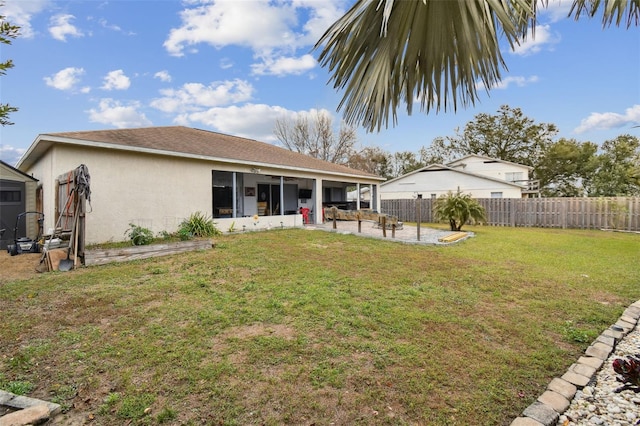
[1,0,639,166]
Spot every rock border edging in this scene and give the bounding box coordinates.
[510,300,640,426]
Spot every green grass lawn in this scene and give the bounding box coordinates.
[1,226,638,425]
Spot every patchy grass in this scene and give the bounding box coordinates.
[1,226,638,425]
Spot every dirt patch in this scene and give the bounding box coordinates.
[0,251,43,284]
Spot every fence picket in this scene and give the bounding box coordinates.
[381,197,640,231]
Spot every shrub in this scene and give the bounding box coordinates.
[178,212,221,238]
[433,190,486,231]
[125,223,154,246]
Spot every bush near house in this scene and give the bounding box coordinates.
[178,211,221,239]
[125,223,154,246]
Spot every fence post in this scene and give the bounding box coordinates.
[416,194,422,241]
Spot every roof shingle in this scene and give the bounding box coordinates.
[46,126,379,179]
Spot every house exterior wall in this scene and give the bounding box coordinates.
[380,170,523,200]
[25,145,215,244]
[23,144,383,244]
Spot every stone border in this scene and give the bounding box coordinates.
[510,300,640,426]
[0,390,61,425]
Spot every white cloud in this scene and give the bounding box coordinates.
[574,105,640,133]
[477,75,540,91]
[2,0,49,39]
[150,79,254,113]
[180,103,292,142]
[0,145,26,167]
[49,14,84,41]
[177,105,337,143]
[297,0,346,44]
[101,70,131,91]
[43,67,85,91]
[251,54,317,76]
[164,1,295,56]
[511,24,560,56]
[93,17,136,35]
[87,98,152,128]
[163,1,343,76]
[539,0,573,23]
[220,58,234,70]
[154,70,172,82]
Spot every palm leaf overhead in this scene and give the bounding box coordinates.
[315,0,639,133]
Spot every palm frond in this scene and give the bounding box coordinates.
[314,0,536,132]
[315,0,638,133]
[570,0,640,27]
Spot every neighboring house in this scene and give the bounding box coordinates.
[1,160,39,250]
[346,186,371,205]
[16,126,384,244]
[380,154,538,200]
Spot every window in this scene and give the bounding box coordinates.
[491,192,503,198]
[505,172,523,183]
[212,171,242,218]
[0,190,21,202]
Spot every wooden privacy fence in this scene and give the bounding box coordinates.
[381,197,640,231]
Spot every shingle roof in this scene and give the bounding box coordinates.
[43,126,380,179]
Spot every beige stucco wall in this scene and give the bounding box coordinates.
[25,146,215,244]
[23,144,383,244]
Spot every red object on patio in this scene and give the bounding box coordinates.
[300,207,310,224]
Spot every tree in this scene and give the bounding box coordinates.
[430,105,558,168]
[1,9,20,126]
[587,134,640,196]
[315,1,639,132]
[433,190,487,231]
[347,146,393,178]
[536,138,598,197]
[390,150,423,177]
[418,138,456,165]
[274,110,357,165]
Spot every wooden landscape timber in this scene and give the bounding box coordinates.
[438,232,469,243]
[323,206,403,238]
[84,239,214,266]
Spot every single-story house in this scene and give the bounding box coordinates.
[1,160,40,250]
[380,154,539,200]
[16,126,384,244]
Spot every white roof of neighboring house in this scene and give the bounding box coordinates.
[447,154,533,170]
[380,163,525,189]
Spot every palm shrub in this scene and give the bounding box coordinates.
[178,212,221,239]
[433,190,486,231]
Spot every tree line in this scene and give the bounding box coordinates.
[274,105,640,197]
